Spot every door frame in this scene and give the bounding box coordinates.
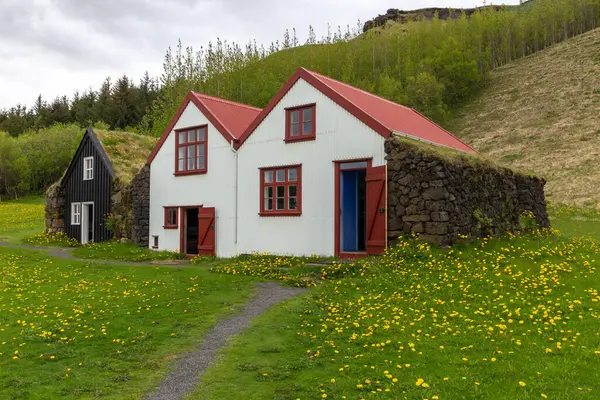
[334,158,372,257]
[80,201,94,245]
[178,205,203,254]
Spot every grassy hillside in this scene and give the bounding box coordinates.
[450,28,600,206]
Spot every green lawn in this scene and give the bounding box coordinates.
[0,197,45,244]
[194,233,600,399]
[71,241,188,262]
[0,247,256,399]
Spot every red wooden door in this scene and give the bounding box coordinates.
[365,165,387,255]
[198,207,216,256]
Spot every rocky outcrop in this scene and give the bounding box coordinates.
[363,5,508,32]
[45,182,65,234]
[385,138,549,246]
[131,165,150,247]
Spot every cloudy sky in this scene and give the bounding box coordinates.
[0,0,519,109]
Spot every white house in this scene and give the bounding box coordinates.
[145,68,474,258]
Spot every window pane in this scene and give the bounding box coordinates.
[276,186,285,197]
[289,197,297,210]
[302,107,312,121]
[264,170,273,183]
[188,131,195,142]
[178,147,185,159]
[276,169,285,182]
[339,161,368,170]
[288,168,297,181]
[178,159,186,171]
[197,145,205,169]
[187,145,195,170]
[276,198,285,210]
[290,110,299,123]
[288,185,297,197]
[179,132,187,144]
[197,127,206,141]
[290,123,299,137]
[265,199,273,211]
[264,187,273,198]
[302,121,312,135]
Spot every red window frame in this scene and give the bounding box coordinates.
[285,104,316,143]
[174,125,208,175]
[164,207,178,229]
[259,165,302,216]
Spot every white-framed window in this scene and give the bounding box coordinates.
[71,203,81,225]
[83,157,94,180]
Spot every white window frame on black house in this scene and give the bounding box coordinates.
[83,157,94,180]
[71,203,81,225]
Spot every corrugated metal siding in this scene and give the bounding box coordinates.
[63,135,113,242]
[149,103,238,257]
[237,78,387,256]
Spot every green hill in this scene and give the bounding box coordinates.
[450,28,600,206]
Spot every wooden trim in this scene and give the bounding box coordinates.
[147,92,241,165]
[163,207,178,229]
[174,124,208,175]
[334,158,372,257]
[235,68,393,150]
[284,103,316,143]
[259,165,302,216]
[178,205,204,253]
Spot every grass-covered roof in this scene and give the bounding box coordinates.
[94,129,156,184]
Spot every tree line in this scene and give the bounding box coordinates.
[0,0,598,199]
[0,73,159,137]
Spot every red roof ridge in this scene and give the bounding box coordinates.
[192,92,262,111]
[302,68,414,112]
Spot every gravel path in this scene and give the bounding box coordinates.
[0,241,192,267]
[146,282,307,400]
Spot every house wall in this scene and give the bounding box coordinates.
[237,78,387,256]
[149,102,237,257]
[385,137,550,245]
[63,134,113,242]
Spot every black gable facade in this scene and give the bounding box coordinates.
[62,128,114,243]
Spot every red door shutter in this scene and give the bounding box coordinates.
[365,165,387,255]
[198,207,216,256]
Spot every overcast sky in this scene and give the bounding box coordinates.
[0,0,520,109]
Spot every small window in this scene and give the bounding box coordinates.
[152,235,159,249]
[260,165,301,216]
[175,125,207,175]
[83,157,94,180]
[164,207,178,229]
[285,104,316,142]
[71,203,81,225]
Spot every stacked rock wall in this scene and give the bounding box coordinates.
[45,182,65,234]
[385,138,549,245]
[131,165,150,247]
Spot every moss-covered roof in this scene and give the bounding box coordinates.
[94,129,157,184]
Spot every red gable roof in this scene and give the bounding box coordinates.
[235,68,475,153]
[147,92,261,165]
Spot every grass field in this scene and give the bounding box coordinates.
[0,197,45,244]
[0,247,255,399]
[196,233,600,399]
[450,28,600,206]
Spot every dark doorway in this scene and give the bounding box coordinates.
[185,208,199,254]
[340,168,367,253]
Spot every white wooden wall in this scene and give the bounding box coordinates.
[236,78,387,256]
[149,102,238,257]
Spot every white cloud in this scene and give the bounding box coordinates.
[0,0,520,109]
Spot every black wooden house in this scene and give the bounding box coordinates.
[62,128,114,243]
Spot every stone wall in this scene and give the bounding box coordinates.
[385,137,549,245]
[131,165,150,247]
[45,182,65,234]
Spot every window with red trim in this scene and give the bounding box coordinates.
[285,104,315,142]
[175,125,207,175]
[260,165,302,216]
[164,207,178,228]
